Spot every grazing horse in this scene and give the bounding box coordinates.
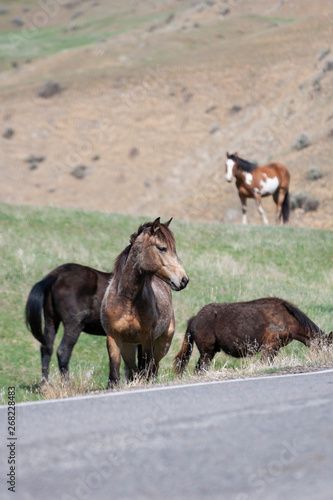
[25,263,112,382]
[174,297,332,373]
[225,152,290,225]
[101,217,189,387]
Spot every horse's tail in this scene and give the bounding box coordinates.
[25,275,57,346]
[281,299,324,338]
[282,189,290,223]
[173,316,195,374]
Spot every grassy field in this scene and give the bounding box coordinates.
[0,202,332,403]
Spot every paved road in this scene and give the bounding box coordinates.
[1,369,333,500]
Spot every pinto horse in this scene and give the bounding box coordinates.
[225,152,290,225]
[101,217,189,387]
[25,263,111,382]
[174,297,332,373]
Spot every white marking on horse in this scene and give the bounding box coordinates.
[244,172,253,186]
[260,175,279,195]
[225,159,235,182]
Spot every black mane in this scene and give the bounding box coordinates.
[230,154,257,172]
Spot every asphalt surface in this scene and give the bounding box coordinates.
[1,369,333,500]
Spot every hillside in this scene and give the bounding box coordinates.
[0,0,333,229]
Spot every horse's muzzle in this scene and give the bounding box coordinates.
[171,276,189,291]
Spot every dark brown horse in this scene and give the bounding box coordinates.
[101,217,189,387]
[25,263,111,382]
[225,152,290,225]
[174,297,332,373]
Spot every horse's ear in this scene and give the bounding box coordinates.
[226,152,229,158]
[328,331,333,344]
[164,218,173,227]
[152,217,161,233]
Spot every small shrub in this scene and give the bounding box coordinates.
[306,168,323,181]
[3,127,14,139]
[303,197,320,212]
[71,165,87,179]
[318,48,330,61]
[38,80,61,98]
[290,192,319,212]
[323,59,333,72]
[230,104,242,115]
[293,132,311,151]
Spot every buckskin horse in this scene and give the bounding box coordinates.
[225,152,290,225]
[25,263,111,382]
[101,217,189,387]
[174,297,332,373]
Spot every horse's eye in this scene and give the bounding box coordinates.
[157,246,167,253]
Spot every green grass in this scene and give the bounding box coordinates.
[0,0,186,70]
[0,202,332,403]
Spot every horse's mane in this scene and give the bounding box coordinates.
[230,154,257,172]
[281,299,324,336]
[112,221,176,281]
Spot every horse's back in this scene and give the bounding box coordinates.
[193,298,296,354]
[49,263,110,324]
[264,162,290,183]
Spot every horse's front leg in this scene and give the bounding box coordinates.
[254,193,269,225]
[239,194,248,225]
[141,333,156,380]
[153,318,176,378]
[121,344,139,381]
[106,335,122,388]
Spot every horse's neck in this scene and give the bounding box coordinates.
[116,246,147,301]
[295,324,325,346]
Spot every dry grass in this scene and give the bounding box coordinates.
[38,342,333,401]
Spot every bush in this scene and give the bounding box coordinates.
[290,192,319,212]
[293,133,311,151]
[306,168,323,181]
[38,80,61,98]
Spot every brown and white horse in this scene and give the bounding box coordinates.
[101,218,189,387]
[225,152,290,225]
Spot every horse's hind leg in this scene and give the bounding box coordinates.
[56,324,82,379]
[41,316,59,384]
[260,341,279,364]
[273,189,287,225]
[195,350,215,373]
[239,194,248,225]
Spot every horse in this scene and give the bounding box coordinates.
[25,263,112,382]
[174,297,332,374]
[101,217,189,387]
[225,152,290,225]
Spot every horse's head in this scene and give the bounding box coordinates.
[225,152,238,182]
[133,218,189,291]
